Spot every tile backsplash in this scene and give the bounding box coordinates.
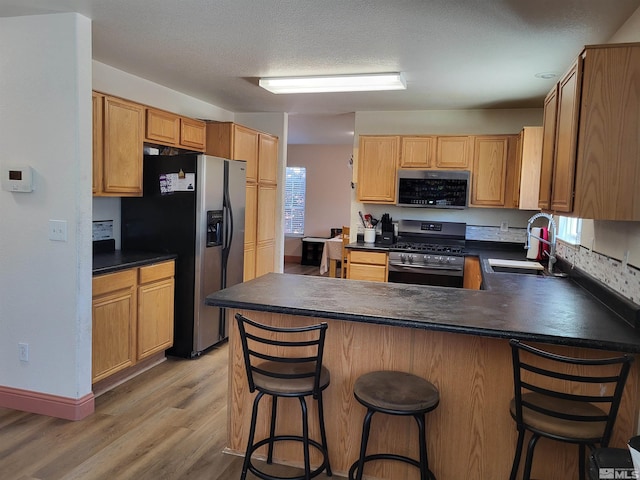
[557,241,640,304]
[466,226,527,243]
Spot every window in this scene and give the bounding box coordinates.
[556,216,582,245]
[284,167,306,235]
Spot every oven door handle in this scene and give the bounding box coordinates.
[388,262,463,272]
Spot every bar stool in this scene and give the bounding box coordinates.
[235,313,332,480]
[509,339,633,480]
[349,371,439,480]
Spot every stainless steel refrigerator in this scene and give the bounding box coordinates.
[121,154,246,358]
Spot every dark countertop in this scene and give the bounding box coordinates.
[93,250,177,275]
[206,241,640,353]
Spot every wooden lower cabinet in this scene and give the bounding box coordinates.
[92,260,175,385]
[137,262,175,360]
[463,256,483,290]
[227,310,640,480]
[347,250,388,282]
[92,269,137,383]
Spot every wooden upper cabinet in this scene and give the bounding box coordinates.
[180,117,206,151]
[573,43,640,220]
[102,96,144,196]
[145,108,180,145]
[145,108,206,151]
[517,127,544,210]
[92,92,104,195]
[538,87,559,210]
[258,133,278,184]
[206,122,259,183]
[400,136,436,168]
[436,136,471,169]
[550,57,582,213]
[357,136,399,203]
[469,136,510,207]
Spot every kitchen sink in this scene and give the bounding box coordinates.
[490,265,546,276]
[485,258,568,278]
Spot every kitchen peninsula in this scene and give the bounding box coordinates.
[206,272,640,479]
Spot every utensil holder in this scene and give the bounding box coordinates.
[364,228,376,243]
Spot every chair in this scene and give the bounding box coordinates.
[235,313,332,480]
[508,339,633,480]
[341,226,350,279]
[349,371,439,480]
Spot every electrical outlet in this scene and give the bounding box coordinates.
[18,342,29,362]
[48,219,68,242]
[500,221,509,232]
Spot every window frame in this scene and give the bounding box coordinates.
[284,166,306,236]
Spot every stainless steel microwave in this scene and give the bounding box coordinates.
[396,170,470,208]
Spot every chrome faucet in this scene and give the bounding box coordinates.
[525,212,557,274]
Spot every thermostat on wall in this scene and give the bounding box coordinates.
[2,166,34,192]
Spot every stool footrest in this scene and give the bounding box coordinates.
[247,435,330,480]
[348,453,436,480]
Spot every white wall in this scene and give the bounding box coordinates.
[350,108,544,236]
[286,144,353,256]
[0,13,93,398]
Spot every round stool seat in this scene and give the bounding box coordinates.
[354,371,439,413]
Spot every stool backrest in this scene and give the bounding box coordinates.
[509,339,633,445]
[235,313,328,396]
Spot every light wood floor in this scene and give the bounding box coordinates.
[0,342,334,480]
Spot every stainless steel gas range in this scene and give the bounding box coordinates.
[387,219,467,288]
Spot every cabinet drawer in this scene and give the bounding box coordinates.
[139,261,175,284]
[349,264,387,282]
[349,250,387,265]
[93,269,137,296]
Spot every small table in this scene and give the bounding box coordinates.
[320,237,344,277]
[301,237,329,266]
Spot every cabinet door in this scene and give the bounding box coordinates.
[551,58,582,212]
[518,127,543,210]
[138,277,174,360]
[255,242,275,279]
[538,87,558,210]
[470,136,509,207]
[92,92,104,195]
[574,44,640,220]
[233,124,259,183]
[180,118,206,151]
[436,136,471,169]
[357,136,399,203]
[463,256,482,290]
[255,184,277,277]
[244,184,258,281]
[257,184,277,244]
[103,96,144,196]
[400,136,436,168]
[258,133,278,184]
[92,270,137,383]
[145,108,179,145]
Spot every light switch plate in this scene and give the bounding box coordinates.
[49,220,67,242]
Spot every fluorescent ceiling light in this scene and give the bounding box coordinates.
[259,72,406,94]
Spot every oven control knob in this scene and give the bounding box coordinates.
[400,253,406,263]
[445,257,452,264]
[407,255,414,264]
[422,255,429,264]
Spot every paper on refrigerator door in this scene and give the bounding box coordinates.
[159,173,196,194]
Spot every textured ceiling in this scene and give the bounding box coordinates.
[1,0,639,142]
